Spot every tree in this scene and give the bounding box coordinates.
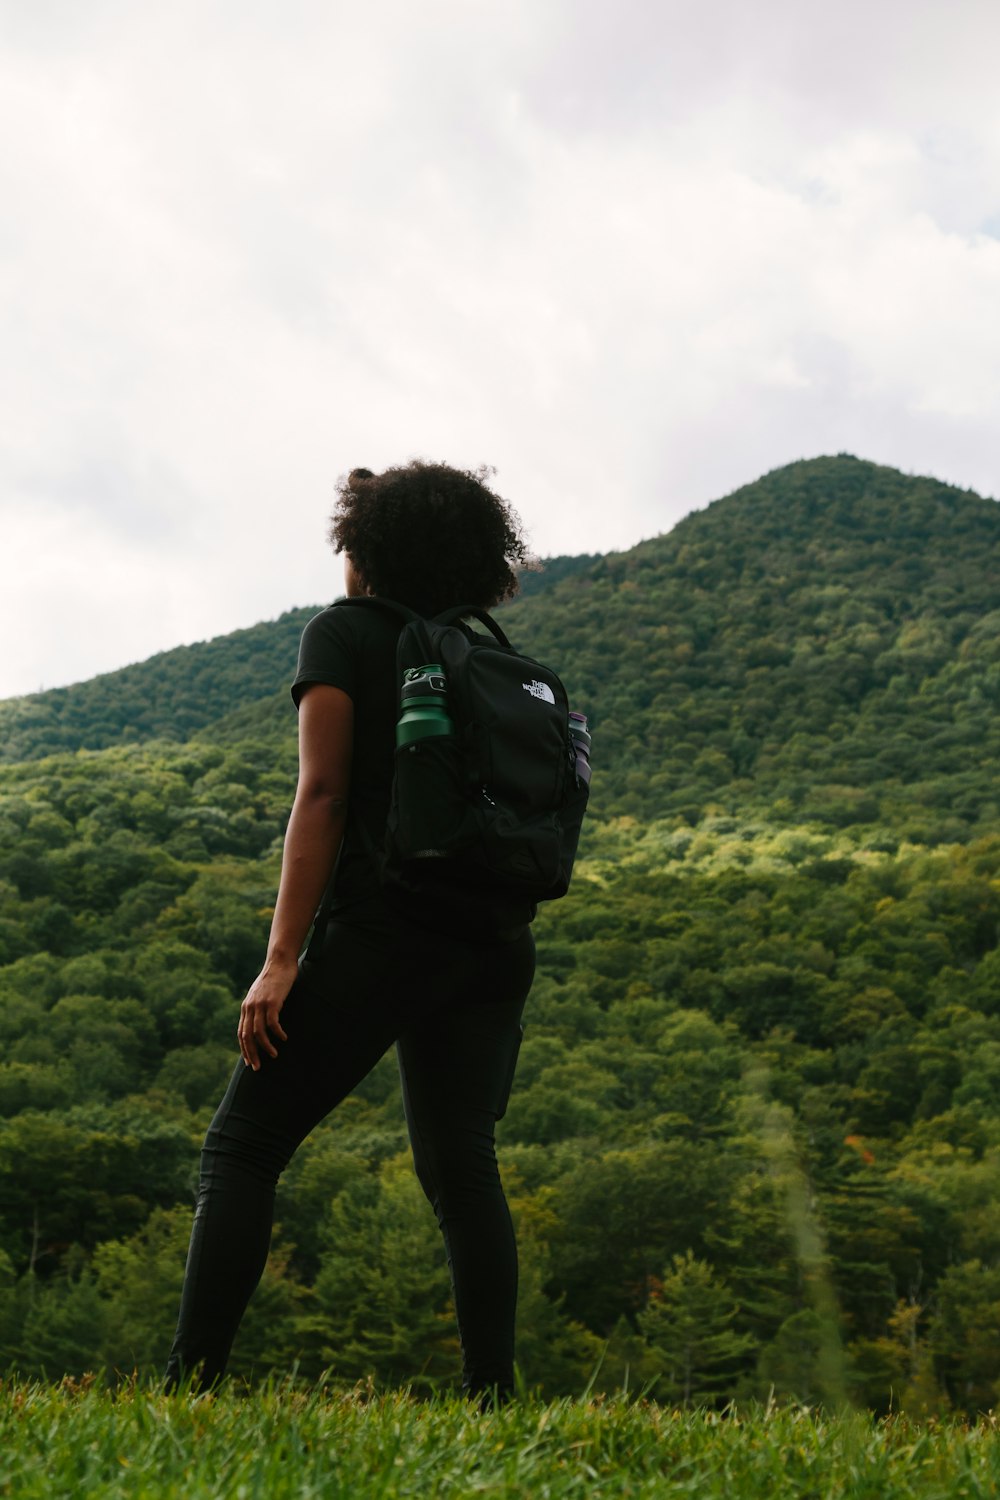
[848,1300,949,1417]
[929,1259,1000,1416]
[638,1251,755,1405]
[756,1308,844,1406]
[295,1155,457,1389]
[93,1206,192,1376]
[512,1237,603,1397]
[15,1271,107,1379]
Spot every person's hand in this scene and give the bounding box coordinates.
[238,958,297,1070]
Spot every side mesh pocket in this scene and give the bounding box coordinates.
[391,736,472,863]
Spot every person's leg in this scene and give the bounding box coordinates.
[164,921,412,1389]
[396,928,534,1402]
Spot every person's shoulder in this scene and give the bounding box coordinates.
[293,602,377,705]
[296,601,368,666]
[304,599,403,654]
[302,599,372,640]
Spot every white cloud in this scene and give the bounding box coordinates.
[1,0,999,697]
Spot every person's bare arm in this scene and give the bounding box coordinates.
[238,683,353,1070]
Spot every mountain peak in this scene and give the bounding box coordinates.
[3,457,997,770]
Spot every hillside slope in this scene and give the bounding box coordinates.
[0,608,315,764]
[501,454,1000,834]
[3,456,1000,1411]
[3,455,999,837]
[0,557,599,763]
[7,456,1000,840]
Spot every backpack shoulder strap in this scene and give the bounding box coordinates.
[337,595,514,650]
[432,605,513,649]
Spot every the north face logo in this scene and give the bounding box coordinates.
[522,680,556,705]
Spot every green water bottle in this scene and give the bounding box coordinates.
[396,664,453,747]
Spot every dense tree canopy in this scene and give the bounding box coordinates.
[1,456,999,1413]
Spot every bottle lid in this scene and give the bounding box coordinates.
[402,674,447,700]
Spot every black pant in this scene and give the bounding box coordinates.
[164,914,534,1396]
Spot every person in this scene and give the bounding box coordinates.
[164,461,536,1404]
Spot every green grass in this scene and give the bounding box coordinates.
[1,1382,997,1498]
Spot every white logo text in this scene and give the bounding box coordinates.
[522,680,556,705]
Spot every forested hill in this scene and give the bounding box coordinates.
[0,558,599,764]
[4,453,1000,1412]
[5,457,1000,822]
[500,453,1000,834]
[0,608,315,764]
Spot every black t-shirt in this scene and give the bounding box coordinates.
[290,599,533,940]
[291,601,401,912]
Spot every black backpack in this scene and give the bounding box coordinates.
[340,596,590,912]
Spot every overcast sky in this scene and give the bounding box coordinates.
[2,0,999,699]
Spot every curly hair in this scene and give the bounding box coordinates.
[328,461,531,615]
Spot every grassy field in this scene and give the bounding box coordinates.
[1,1382,997,1498]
